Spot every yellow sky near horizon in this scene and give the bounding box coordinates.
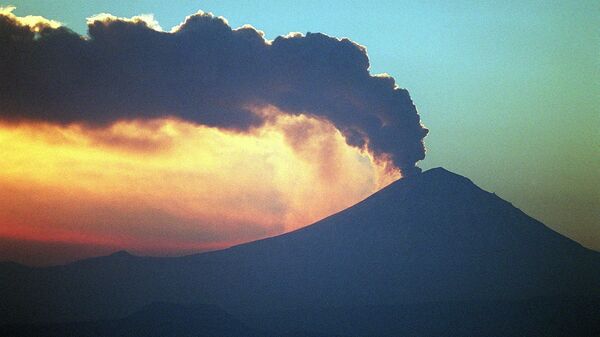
[0,110,398,263]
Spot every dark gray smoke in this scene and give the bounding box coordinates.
[0,11,428,176]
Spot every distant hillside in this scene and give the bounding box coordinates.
[0,302,262,337]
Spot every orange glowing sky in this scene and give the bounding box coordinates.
[0,108,398,265]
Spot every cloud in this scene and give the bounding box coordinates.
[0,6,61,31]
[0,9,428,176]
[0,115,392,264]
[86,13,163,31]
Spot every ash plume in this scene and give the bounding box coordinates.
[0,9,428,176]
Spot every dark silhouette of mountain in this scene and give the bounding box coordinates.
[0,302,262,337]
[1,168,599,336]
[3,299,598,337]
[254,297,600,337]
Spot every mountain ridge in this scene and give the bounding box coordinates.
[1,167,598,335]
[4,167,592,267]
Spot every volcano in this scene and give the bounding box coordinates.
[1,168,599,336]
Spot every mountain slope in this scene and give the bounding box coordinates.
[1,168,599,334]
[199,167,599,311]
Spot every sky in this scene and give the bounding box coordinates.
[0,1,598,265]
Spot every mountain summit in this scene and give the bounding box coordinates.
[212,166,598,309]
[1,168,599,335]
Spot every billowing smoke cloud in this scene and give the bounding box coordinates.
[0,9,428,175]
